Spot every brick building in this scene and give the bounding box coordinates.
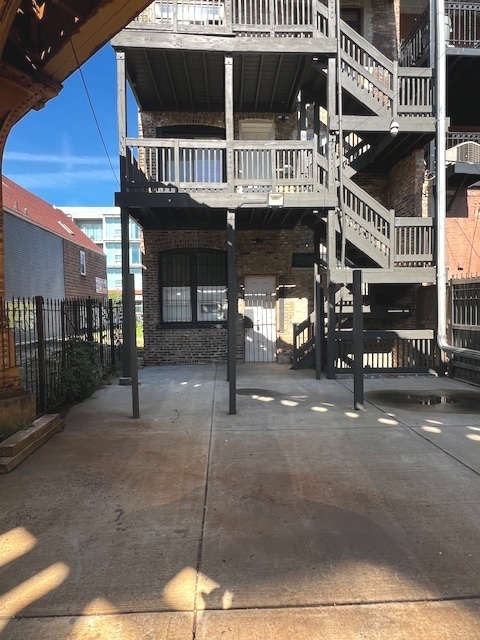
[2,176,107,300]
[112,0,480,373]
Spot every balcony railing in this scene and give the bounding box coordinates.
[400,3,480,66]
[394,218,435,267]
[135,0,326,36]
[124,138,327,195]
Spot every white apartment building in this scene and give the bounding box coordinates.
[60,206,143,318]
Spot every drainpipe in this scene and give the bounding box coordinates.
[335,0,346,269]
[436,0,480,361]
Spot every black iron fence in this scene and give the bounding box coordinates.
[3,296,123,415]
[449,278,480,385]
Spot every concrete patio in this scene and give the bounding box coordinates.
[1,364,480,639]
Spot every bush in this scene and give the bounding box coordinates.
[60,339,102,404]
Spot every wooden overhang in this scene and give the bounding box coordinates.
[112,29,335,114]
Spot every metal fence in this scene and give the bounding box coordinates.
[3,296,123,415]
[449,278,480,385]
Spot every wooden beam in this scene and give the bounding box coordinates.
[203,53,211,110]
[336,115,436,134]
[182,52,195,110]
[239,55,244,111]
[285,56,305,112]
[254,56,264,111]
[144,49,163,109]
[113,31,336,55]
[269,55,283,111]
[163,51,179,110]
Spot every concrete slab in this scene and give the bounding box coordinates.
[1,364,480,638]
[200,424,480,609]
[344,376,480,428]
[412,425,480,474]
[2,611,193,639]
[216,365,390,431]
[0,367,216,619]
[196,600,480,639]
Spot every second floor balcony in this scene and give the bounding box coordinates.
[133,0,328,37]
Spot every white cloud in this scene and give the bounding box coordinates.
[4,151,114,166]
[7,169,118,189]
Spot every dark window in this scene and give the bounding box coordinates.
[341,9,362,34]
[160,250,227,323]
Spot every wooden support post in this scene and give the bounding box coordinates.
[117,50,127,188]
[353,269,364,411]
[227,210,237,415]
[299,91,307,141]
[327,57,337,195]
[225,56,234,193]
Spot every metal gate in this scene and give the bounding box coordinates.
[244,276,277,362]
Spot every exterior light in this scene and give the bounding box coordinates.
[390,119,399,137]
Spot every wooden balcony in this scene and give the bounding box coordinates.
[133,0,328,38]
[119,138,333,209]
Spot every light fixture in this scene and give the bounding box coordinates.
[389,119,400,137]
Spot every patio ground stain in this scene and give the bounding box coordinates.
[366,389,480,413]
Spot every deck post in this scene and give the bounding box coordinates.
[227,210,237,415]
[353,269,364,410]
[225,56,234,193]
[314,231,323,379]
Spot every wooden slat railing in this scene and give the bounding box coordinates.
[400,2,480,66]
[394,218,434,267]
[341,175,393,268]
[124,138,327,194]
[399,7,429,67]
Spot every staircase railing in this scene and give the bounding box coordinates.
[292,313,315,369]
[341,175,393,268]
[123,138,330,195]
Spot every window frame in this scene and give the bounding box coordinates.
[80,250,87,276]
[159,248,228,327]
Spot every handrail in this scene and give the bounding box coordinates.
[401,2,480,66]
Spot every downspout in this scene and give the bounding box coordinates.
[335,0,346,269]
[436,0,480,360]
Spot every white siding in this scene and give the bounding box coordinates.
[4,214,66,299]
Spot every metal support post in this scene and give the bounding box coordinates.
[227,210,237,415]
[353,269,364,411]
[121,207,131,378]
[128,274,140,419]
[326,283,336,379]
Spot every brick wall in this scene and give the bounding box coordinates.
[389,149,426,217]
[63,241,107,299]
[140,111,297,140]
[446,186,480,278]
[143,226,317,365]
[371,0,400,60]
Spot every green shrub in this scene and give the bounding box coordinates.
[60,339,102,404]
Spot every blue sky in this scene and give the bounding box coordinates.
[3,44,137,207]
